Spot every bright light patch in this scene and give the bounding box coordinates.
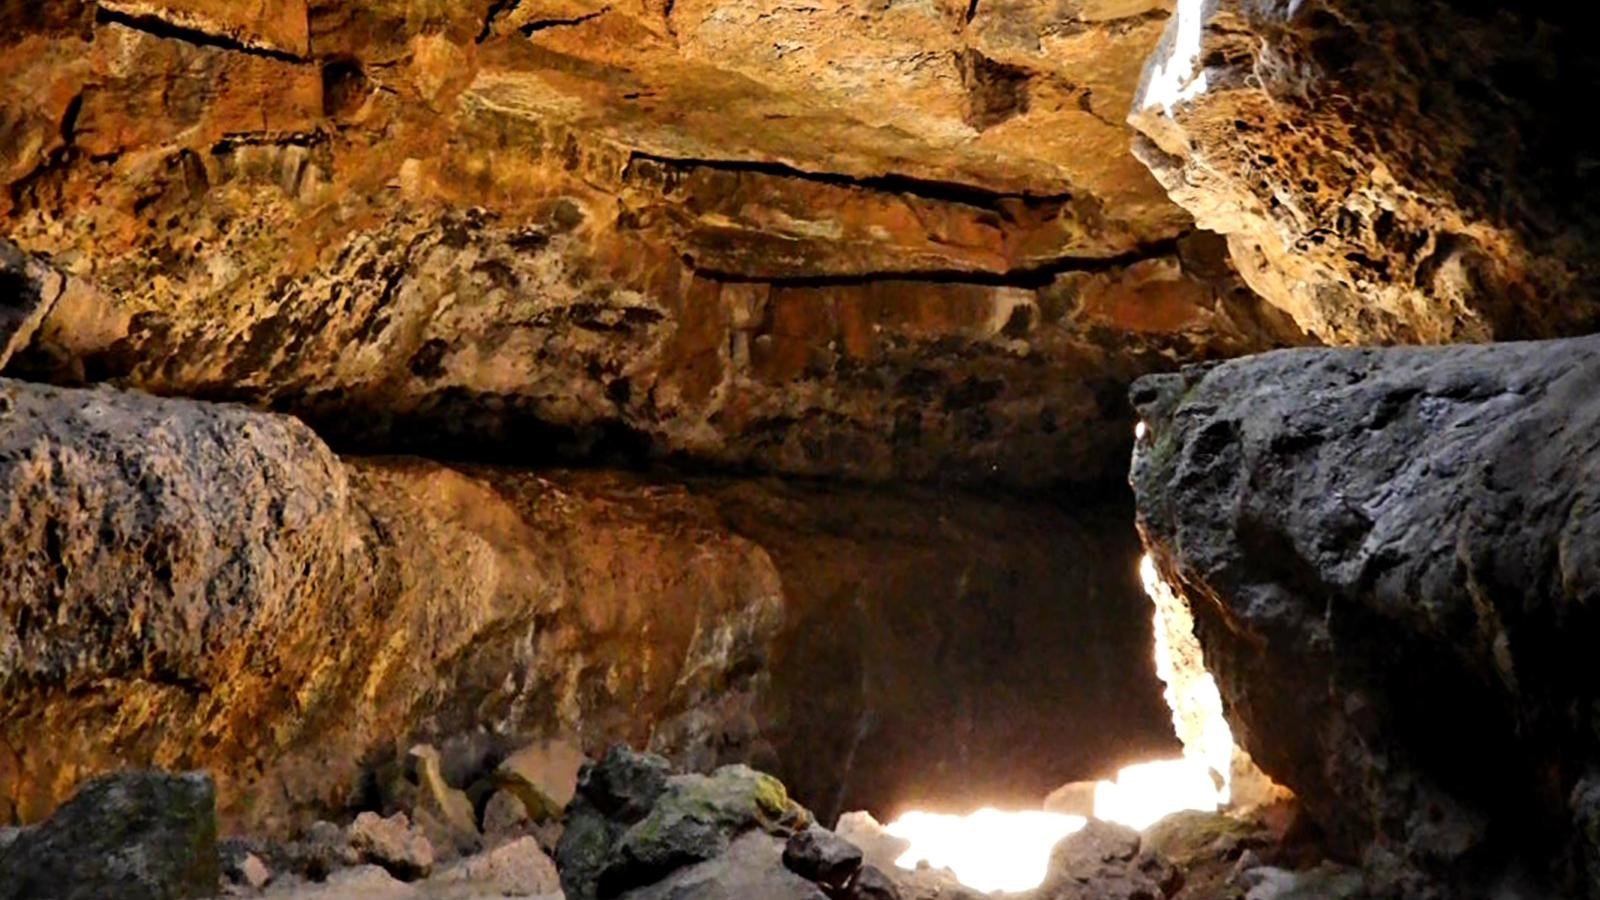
[881,557,1237,894]
[1092,758,1224,831]
[884,809,1087,894]
[1135,420,1148,440]
[1141,0,1210,113]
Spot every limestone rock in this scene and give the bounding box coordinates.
[1131,336,1600,896]
[1129,0,1600,345]
[783,824,864,889]
[348,812,435,881]
[220,841,275,890]
[494,739,585,824]
[1042,781,1098,817]
[407,745,481,858]
[0,770,219,900]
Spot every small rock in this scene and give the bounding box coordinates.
[1034,820,1160,900]
[222,849,273,890]
[1142,810,1264,868]
[1042,780,1098,817]
[847,864,902,900]
[619,831,827,900]
[425,835,560,895]
[289,820,357,879]
[239,854,273,890]
[268,864,420,899]
[783,825,864,888]
[494,738,584,823]
[220,837,272,888]
[833,811,911,873]
[482,789,533,838]
[1240,863,1365,900]
[407,745,481,857]
[348,812,435,881]
[0,827,20,853]
[0,770,219,900]
[580,745,672,821]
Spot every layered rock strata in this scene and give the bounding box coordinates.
[0,1,1306,488]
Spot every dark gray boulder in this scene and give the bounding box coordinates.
[783,824,864,888]
[556,746,820,900]
[0,770,219,900]
[846,864,903,900]
[1131,337,1600,897]
[619,831,828,900]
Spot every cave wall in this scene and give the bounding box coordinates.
[0,376,1175,833]
[1129,0,1600,346]
[1131,339,1600,896]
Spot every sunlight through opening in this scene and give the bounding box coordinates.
[881,553,1238,893]
[885,809,1087,894]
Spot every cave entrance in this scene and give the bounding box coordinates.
[847,556,1256,894]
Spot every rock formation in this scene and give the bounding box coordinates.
[1132,337,1600,896]
[0,0,1307,488]
[0,377,1174,832]
[0,770,220,900]
[1129,1,1600,345]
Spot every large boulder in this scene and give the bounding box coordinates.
[0,378,1174,834]
[1129,1,1600,346]
[1131,336,1600,896]
[556,746,811,900]
[0,771,219,900]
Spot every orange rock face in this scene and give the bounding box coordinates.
[2,0,1305,487]
[0,378,1175,833]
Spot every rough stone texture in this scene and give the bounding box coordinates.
[1129,1,1600,345]
[0,0,1306,490]
[619,830,829,900]
[493,739,584,825]
[1131,337,1600,896]
[557,748,811,900]
[426,835,561,897]
[1033,820,1169,900]
[0,770,219,900]
[348,812,435,881]
[783,824,864,888]
[0,378,1174,834]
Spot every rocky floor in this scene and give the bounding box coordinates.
[0,749,1359,900]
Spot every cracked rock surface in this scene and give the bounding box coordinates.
[1129,0,1600,345]
[0,377,1174,833]
[0,0,1305,488]
[1132,337,1600,897]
